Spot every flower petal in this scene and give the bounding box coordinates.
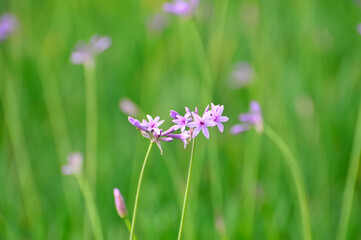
[217,122,224,132]
[202,126,209,139]
[192,127,201,138]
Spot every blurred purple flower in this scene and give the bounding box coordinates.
[163,0,199,16]
[230,101,263,135]
[228,62,254,89]
[119,98,139,117]
[357,23,361,35]
[113,188,128,218]
[70,35,111,65]
[147,13,169,33]
[0,13,18,41]
[62,152,83,175]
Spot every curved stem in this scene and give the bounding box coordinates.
[76,175,103,240]
[177,138,196,240]
[129,142,154,240]
[84,63,98,189]
[264,125,312,240]
[336,102,361,240]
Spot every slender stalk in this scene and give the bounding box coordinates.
[124,218,137,240]
[76,175,103,240]
[177,137,196,240]
[336,102,361,240]
[264,125,312,240]
[130,142,154,240]
[84,63,98,188]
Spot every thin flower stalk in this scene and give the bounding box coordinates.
[177,137,196,240]
[84,63,98,189]
[264,125,312,240]
[232,102,311,240]
[129,142,154,240]
[70,35,111,189]
[336,102,361,240]
[175,104,229,240]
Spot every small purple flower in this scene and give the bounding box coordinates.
[62,152,83,175]
[230,101,263,135]
[119,98,139,117]
[171,107,192,132]
[140,115,164,135]
[188,107,215,139]
[163,0,199,17]
[210,103,229,132]
[129,116,186,154]
[113,188,128,218]
[228,62,254,89]
[0,13,18,42]
[70,35,112,65]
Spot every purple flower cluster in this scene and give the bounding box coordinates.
[128,103,229,154]
[70,35,112,65]
[0,13,18,42]
[230,101,263,135]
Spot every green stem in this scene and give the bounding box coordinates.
[76,175,103,240]
[264,125,312,240]
[2,71,45,239]
[124,218,137,240]
[84,63,98,188]
[129,142,154,240]
[336,102,361,240]
[177,137,196,240]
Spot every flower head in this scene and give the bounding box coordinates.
[170,107,192,132]
[70,35,112,65]
[230,101,263,135]
[113,188,128,218]
[140,115,164,135]
[188,106,216,139]
[210,103,229,132]
[163,0,199,17]
[0,13,18,42]
[129,116,182,154]
[62,152,83,175]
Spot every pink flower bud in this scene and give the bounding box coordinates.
[113,188,128,218]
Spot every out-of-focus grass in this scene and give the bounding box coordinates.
[1,0,361,239]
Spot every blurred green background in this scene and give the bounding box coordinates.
[1,0,361,239]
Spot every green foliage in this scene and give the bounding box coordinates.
[1,0,361,239]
